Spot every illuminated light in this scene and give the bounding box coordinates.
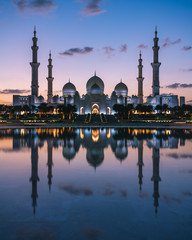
[92,129,100,142]
[107,107,111,115]
[106,128,111,139]
[20,129,24,136]
[92,103,100,114]
[80,107,85,115]
[53,129,57,138]
[80,128,84,139]
[57,129,59,137]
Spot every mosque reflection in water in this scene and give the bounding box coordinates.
[1,127,192,215]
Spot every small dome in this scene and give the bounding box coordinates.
[115,148,128,161]
[132,95,139,104]
[38,95,44,103]
[86,74,104,94]
[63,81,76,96]
[62,147,76,161]
[115,81,128,96]
[52,95,59,103]
[91,83,101,95]
[115,141,128,161]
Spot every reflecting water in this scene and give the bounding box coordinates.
[0,128,192,240]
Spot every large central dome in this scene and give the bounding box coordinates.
[86,74,104,94]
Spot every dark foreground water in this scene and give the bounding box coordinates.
[0,128,192,240]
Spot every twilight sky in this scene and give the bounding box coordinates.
[0,0,192,104]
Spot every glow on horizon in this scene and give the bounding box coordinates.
[0,0,192,104]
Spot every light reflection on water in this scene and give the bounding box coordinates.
[0,128,192,240]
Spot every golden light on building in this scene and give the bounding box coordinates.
[80,128,84,139]
[106,128,111,139]
[92,129,100,142]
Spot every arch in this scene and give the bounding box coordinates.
[80,107,85,115]
[106,107,111,115]
[92,103,100,114]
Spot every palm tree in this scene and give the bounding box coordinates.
[22,105,30,117]
[0,105,5,116]
[38,103,48,118]
[125,104,134,119]
[58,104,67,119]
[67,104,77,120]
[135,104,143,114]
[162,104,169,116]
[146,105,153,114]
[113,104,124,120]
[155,105,162,114]
[13,105,22,119]
[31,105,37,114]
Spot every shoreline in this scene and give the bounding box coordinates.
[0,122,192,129]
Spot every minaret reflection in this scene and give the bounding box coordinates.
[30,135,39,215]
[151,147,161,214]
[47,138,53,191]
[137,140,144,191]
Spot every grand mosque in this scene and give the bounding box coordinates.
[13,28,183,112]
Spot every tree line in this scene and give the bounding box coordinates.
[113,104,192,120]
[0,103,77,120]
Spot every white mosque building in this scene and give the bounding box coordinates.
[13,27,182,113]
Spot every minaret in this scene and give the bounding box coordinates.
[137,52,144,104]
[47,51,54,103]
[151,27,161,97]
[47,138,53,191]
[30,26,40,97]
[151,147,161,214]
[30,136,39,215]
[137,140,144,191]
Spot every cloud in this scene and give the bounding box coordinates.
[182,192,192,197]
[0,89,30,94]
[167,153,192,159]
[138,44,148,49]
[162,194,182,206]
[162,37,182,48]
[139,193,148,199]
[160,92,174,96]
[119,190,127,198]
[59,47,94,56]
[80,0,106,16]
[120,44,128,53]
[103,46,115,57]
[166,83,180,89]
[187,100,192,103]
[182,46,192,51]
[180,84,192,88]
[0,148,29,153]
[180,169,192,174]
[13,0,57,14]
[166,83,192,89]
[180,68,192,72]
[59,185,93,196]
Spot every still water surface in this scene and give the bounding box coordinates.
[0,128,192,240]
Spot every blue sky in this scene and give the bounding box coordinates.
[0,0,192,104]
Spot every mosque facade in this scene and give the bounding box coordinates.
[13,28,183,112]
